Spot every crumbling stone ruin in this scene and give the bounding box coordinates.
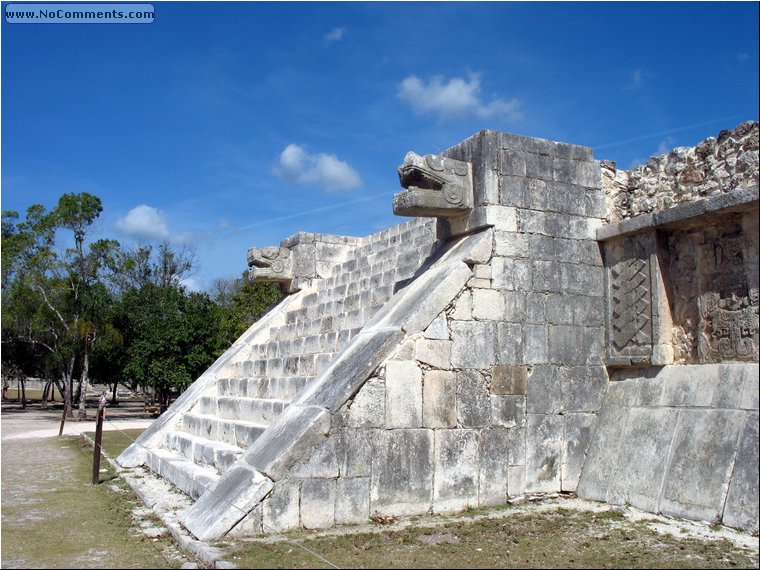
[118,121,759,541]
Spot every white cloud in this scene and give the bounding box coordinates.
[115,205,171,241]
[656,136,676,155]
[397,73,521,123]
[274,144,362,192]
[324,27,346,43]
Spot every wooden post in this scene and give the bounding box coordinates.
[58,399,68,436]
[92,405,105,485]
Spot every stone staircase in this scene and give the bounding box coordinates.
[131,218,439,500]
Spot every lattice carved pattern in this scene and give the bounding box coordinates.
[610,257,652,352]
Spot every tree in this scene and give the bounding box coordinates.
[118,284,225,413]
[210,273,285,344]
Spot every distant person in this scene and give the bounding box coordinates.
[98,391,108,418]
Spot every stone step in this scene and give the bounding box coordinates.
[198,395,290,424]
[217,376,309,400]
[181,412,268,448]
[164,431,243,474]
[145,447,219,500]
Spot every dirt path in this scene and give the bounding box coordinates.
[1,402,193,569]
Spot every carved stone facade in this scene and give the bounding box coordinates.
[668,211,759,363]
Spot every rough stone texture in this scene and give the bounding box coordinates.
[370,429,434,517]
[433,430,480,513]
[385,360,423,428]
[300,479,337,529]
[602,121,758,222]
[577,364,758,532]
[422,370,457,428]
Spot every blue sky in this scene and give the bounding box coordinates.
[2,1,758,291]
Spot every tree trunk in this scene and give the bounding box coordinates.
[64,355,75,418]
[20,378,27,409]
[111,381,119,406]
[77,343,91,420]
[41,380,51,408]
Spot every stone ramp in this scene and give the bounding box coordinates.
[116,218,443,518]
[179,227,492,540]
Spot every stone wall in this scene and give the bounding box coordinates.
[120,124,759,540]
[602,121,758,222]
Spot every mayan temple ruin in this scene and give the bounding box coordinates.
[117,121,759,541]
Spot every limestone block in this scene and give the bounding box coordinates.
[741,364,759,410]
[606,407,680,513]
[490,395,526,427]
[525,151,552,181]
[520,210,545,235]
[479,429,509,506]
[433,430,480,513]
[572,295,605,327]
[456,370,491,428]
[562,413,596,492]
[500,175,528,208]
[658,365,718,407]
[512,259,533,291]
[262,478,301,533]
[340,428,373,477]
[370,429,434,517]
[532,260,562,293]
[561,263,603,297]
[491,256,515,291]
[181,464,274,542]
[451,321,496,368]
[502,291,526,322]
[525,414,563,493]
[561,366,608,413]
[472,264,492,279]
[723,412,759,533]
[347,376,385,429]
[243,404,331,481]
[493,231,529,258]
[524,324,549,365]
[450,289,472,320]
[508,465,526,497]
[290,436,340,479]
[385,360,423,428]
[491,365,529,395]
[300,479,337,529]
[526,365,561,414]
[414,339,452,369]
[711,364,748,408]
[659,409,746,523]
[546,293,573,325]
[423,370,457,428]
[425,312,449,340]
[335,478,371,525]
[555,238,603,266]
[495,322,522,365]
[507,426,526,466]
[549,325,602,366]
[471,288,505,321]
[468,277,492,289]
[526,292,546,323]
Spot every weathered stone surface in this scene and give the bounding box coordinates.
[562,413,595,492]
[335,478,371,525]
[456,370,490,428]
[298,329,403,412]
[433,430,479,513]
[723,412,759,532]
[659,409,746,522]
[472,288,505,320]
[422,370,457,428]
[525,414,563,493]
[425,312,449,340]
[385,360,423,428]
[526,365,561,414]
[414,338,452,369]
[370,430,434,517]
[300,479,337,529]
[451,321,496,368]
[181,464,274,542]
[491,365,529,395]
[490,395,525,427]
[479,429,509,506]
[340,428,372,477]
[290,436,340,478]
[242,404,331,481]
[262,478,300,532]
[606,407,679,512]
[346,376,385,428]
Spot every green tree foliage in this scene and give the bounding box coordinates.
[3,193,283,415]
